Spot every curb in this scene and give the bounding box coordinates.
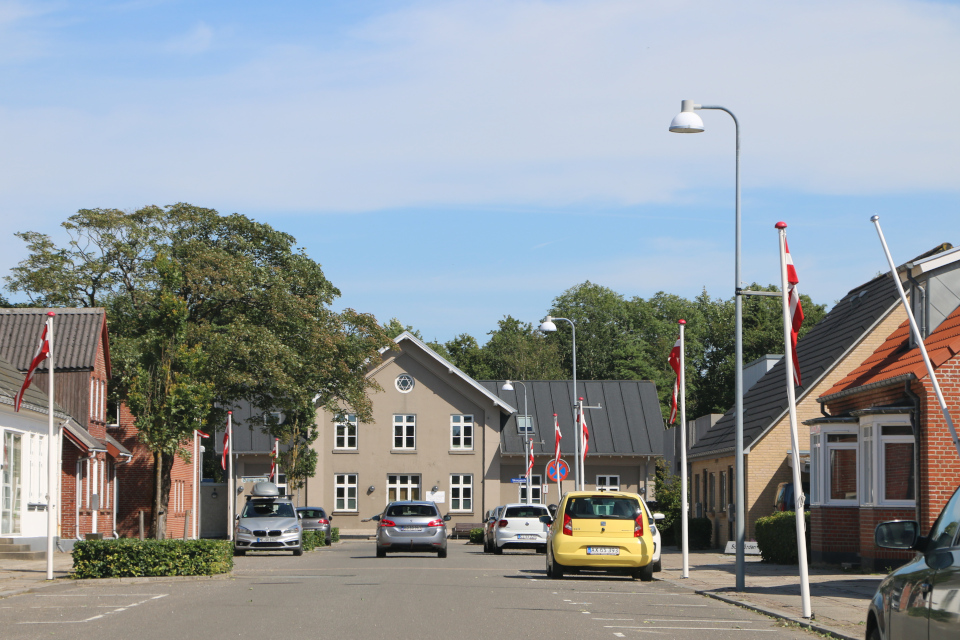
[657,575,861,640]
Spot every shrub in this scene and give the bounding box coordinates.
[468,528,484,544]
[755,511,811,564]
[73,539,233,579]
[330,527,340,544]
[668,516,714,549]
[302,530,325,552]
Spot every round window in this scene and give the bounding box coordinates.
[395,374,415,393]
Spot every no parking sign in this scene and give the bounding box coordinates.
[546,459,569,482]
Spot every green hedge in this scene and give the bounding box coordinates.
[73,539,233,579]
[330,527,339,544]
[668,517,714,549]
[302,530,326,552]
[755,511,811,564]
[468,528,484,544]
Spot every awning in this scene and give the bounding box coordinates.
[62,420,107,453]
[101,433,132,460]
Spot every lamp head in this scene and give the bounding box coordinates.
[501,380,515,391]
[669,99,704,133]
[539,316,557,332]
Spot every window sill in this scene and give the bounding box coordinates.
[391,450,417,454]
[448,450,475,455]
[333,450,359,454]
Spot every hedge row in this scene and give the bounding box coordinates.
[302,530,325,552]
[469,528,484,544]
[667,517,714,549]
[755,511,811,564]
[73,539,233,579]
[330,527,340,544]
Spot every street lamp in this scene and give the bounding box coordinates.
[539,315,581,490]
[669,99,747,591]
[502,380,533,505]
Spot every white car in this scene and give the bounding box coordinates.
[493,503,550,554]
[640,501,665,572]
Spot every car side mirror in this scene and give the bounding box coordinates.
[653,513,665,522]
[539,515,553,525]
[328,515,333,521]
[371,514,381,521]
[875,520,920,550]
[443,514,452,522]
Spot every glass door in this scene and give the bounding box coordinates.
[2,431,22,535]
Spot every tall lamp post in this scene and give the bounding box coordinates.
[538,316,580,490]
[669,99,746,590]
[502,380,533,504]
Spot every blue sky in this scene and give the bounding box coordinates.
[1,0,958,344]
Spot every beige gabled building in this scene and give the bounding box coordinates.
[305,332,665,533]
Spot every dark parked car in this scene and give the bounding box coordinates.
[372,501,451,558]
[297,507,332,544]
[867,483,960,640]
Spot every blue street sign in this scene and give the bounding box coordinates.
[510,478,527,484]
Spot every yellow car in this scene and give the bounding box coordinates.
[543,491,655,581]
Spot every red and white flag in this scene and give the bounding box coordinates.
[668,335,682,425]
[14,322,50,412]
[552,414,562,469]
[579,405,590,459]
[221,429,230,471]
[785,240,805,386]
[526,438,534,477]
[196,430,210,438]
[269,438,279,481]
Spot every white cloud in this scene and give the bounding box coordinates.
[163,22,213,55]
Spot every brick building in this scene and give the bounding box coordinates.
[808,244,960,569]
[0,308,199,544]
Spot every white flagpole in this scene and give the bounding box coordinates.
[227,411,234,541]
[776,222,812,618]
[45,312,56,580]
[192,430,198,539]
[871,216,960,459]
[678,319,689,579]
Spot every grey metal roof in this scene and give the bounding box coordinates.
[479,380,664,457]
[0,354,71,418]
[0,308,107,373]
[689,271,901,458]
[64,418,106,452]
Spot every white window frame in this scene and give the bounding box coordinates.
[449,474,473,512]
[859,414,915,507]
[818,425,859,506]
[393,415,416,450]
[596,475,620,492]
[450,415,473,451]
[387,474,421,502]
[334,473,358,512]
[335,414,358,450]
[519,474,543,504]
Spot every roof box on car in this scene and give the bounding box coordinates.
[251,481,280,497]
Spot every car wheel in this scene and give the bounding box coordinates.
[293,546,303,557]
[494,543,503,555]
[234,549,245,557]
[376,546,386,558]
[867,623,882,640]
[547,552,565,579]
[652,559,662,572]
[634,563,654,582]
[438,548,447,559]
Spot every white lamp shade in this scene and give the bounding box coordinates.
[501,381,515,391]
[669,110,704,133]
[539,319,557,332]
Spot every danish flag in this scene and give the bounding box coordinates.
[269,438,280,481]
[786,240,805,386]
[526,438,534,477]
[14,322,50,412]
[221,429,230,471]
[668,336,681,424]
[579,402,590,459]
[553,414,562,468]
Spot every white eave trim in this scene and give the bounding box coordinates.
[392,331,517,414]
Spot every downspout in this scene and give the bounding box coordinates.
[481,411,487,517]
[904,380,922,525]
[819,400,830,418]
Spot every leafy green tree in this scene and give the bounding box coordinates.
[480,316,563,381]
[382,317,452,360]
[443,333,490,379]
[7,205,392,537]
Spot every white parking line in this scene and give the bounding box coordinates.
[604,626,777,632]
[577,591,685,595]
[19,594,168,624]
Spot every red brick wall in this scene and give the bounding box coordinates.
[859,507,915,571]
[811,506,860,563]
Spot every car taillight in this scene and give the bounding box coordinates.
[634,513,644,538]
[380,519,396,527]
[318,519,328,525]
[498,519,508,528]
[562,514,573,536]
[427,519,444,527]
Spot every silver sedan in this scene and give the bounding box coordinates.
[372,501,451,558]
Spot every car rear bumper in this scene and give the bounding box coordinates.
[377,527,447,551]
[552,536,652,568]
[496,532,547,548]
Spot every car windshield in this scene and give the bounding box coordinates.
[505,506,548,518]
[298,509,325,519]
[385,504,438,518]
[241,501,296,518]
[565,496,640,520]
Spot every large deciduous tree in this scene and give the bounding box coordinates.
[6,204,391,537]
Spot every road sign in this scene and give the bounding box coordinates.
[546,459,569,482]
[510,478,527,484]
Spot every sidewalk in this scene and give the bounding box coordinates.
[658,547,881,640]
[0,552,74,598]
